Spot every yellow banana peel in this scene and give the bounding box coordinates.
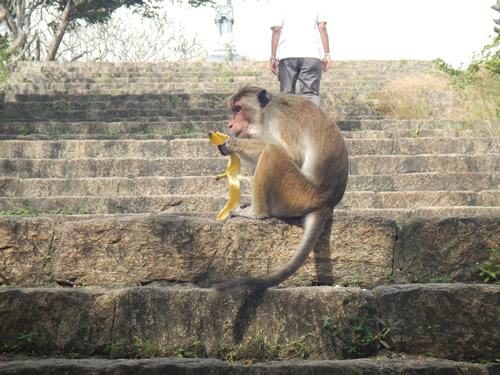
[208,131,250,221]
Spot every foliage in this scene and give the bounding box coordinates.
[0,35,14,83]
[104,337,207,359]
[377,35,499,135]
[219,334,309,363]
[1,0,213,61]
[0,333,34,354]
[0,209,38,216]
[56,10,206,62]
[477,245,499,283]
[335,273,366,287]
[435,34,500,82]
[428,275,454,284]
[322,300,400,358]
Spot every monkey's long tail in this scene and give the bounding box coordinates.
[211,208,331,296]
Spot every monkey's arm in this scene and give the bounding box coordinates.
[219,138,270,165]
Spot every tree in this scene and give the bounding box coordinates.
[0,0,213,61]
[47,9,207,62]
[494,0,500,34]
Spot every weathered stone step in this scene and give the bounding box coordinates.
[11,59,433,76]
[1,173,497,198]
[0,79,398,95]
[1,120,488,136]
[0,137,498,159]
[0,215,497,288]
[1,154,497,178]
[11,60,431,75]
[1,191,498,215]
[0,284,498,361]
[3,80,385,95]
[2,93,377,111]
[0,357,494,375]
[0,120,228,137]
[1,197,498,219]
[1,107,230,122]
[2,106,381,123]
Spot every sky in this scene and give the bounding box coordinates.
[172,0,498,68]
[0,0,496,67]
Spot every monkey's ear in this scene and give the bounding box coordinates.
[257,90,270,108]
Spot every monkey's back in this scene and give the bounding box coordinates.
[263,94,348,207]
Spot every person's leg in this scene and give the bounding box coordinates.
[297,58,322,106]
[278,58,300,94]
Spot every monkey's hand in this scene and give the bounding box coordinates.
[217,138,239,156]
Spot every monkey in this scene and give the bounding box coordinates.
[212,84,348,295]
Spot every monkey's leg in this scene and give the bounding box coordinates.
[243,144,319,220]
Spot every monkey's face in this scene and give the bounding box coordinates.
[228,103,252,138]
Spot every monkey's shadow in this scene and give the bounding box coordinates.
[230,216,336,344]
[312,216,335,286]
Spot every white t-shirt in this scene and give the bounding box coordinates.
[270,0,328,60]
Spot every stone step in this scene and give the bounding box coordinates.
[4,78,387,89]
[0,129,487,142]
[1,154,497,178]
[2,106,382,123]
[1,200,498,220]
[1,120,485,137]
[2,81,385,96]
[1,173,498,198]
[1,137,497,159]
[11,59,432,73]
[0,215,497,288]
[11,59,434,76]
[0,284,498,361]
[1,191,498,215]
[0,120,228,137]
[2,93,378,111]
[0,357,494,375]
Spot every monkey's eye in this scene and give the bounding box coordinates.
[232,105,242,113]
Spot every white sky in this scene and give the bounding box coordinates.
[172,0,498,68]
[0,0,496,67]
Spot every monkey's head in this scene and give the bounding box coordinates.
[224,85,271,138]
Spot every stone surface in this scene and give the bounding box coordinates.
[394,216,500,283]
[0,357,491,375]
[375,284,500,361]
[1,215,498,288]
[0,287,375,359]
[0,285,498,361]
[0,215,396,288]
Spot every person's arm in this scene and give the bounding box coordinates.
[270,26,281,76]
[318,22,331,73]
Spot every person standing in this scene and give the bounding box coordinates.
[270,0,330,106]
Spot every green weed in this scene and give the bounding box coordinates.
[0,209,37,216]
[428,275,454,283]
[477,245,499,283]
[0,333,34,354]
[323,300,400,358]
[335,273,366,287]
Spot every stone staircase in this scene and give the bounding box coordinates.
[0,60,499,374]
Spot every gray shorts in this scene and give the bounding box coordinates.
[278,57,322,106]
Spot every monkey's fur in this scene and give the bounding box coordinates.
[212,85,348,295]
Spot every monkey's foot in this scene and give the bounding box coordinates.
[230,206,268,219]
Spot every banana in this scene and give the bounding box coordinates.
[207,131,250,221]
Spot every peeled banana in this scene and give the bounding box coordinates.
[207,131,250,221]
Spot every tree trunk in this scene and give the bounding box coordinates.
[46,0,73,61]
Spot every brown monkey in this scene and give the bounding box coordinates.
[213,84,348,295]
